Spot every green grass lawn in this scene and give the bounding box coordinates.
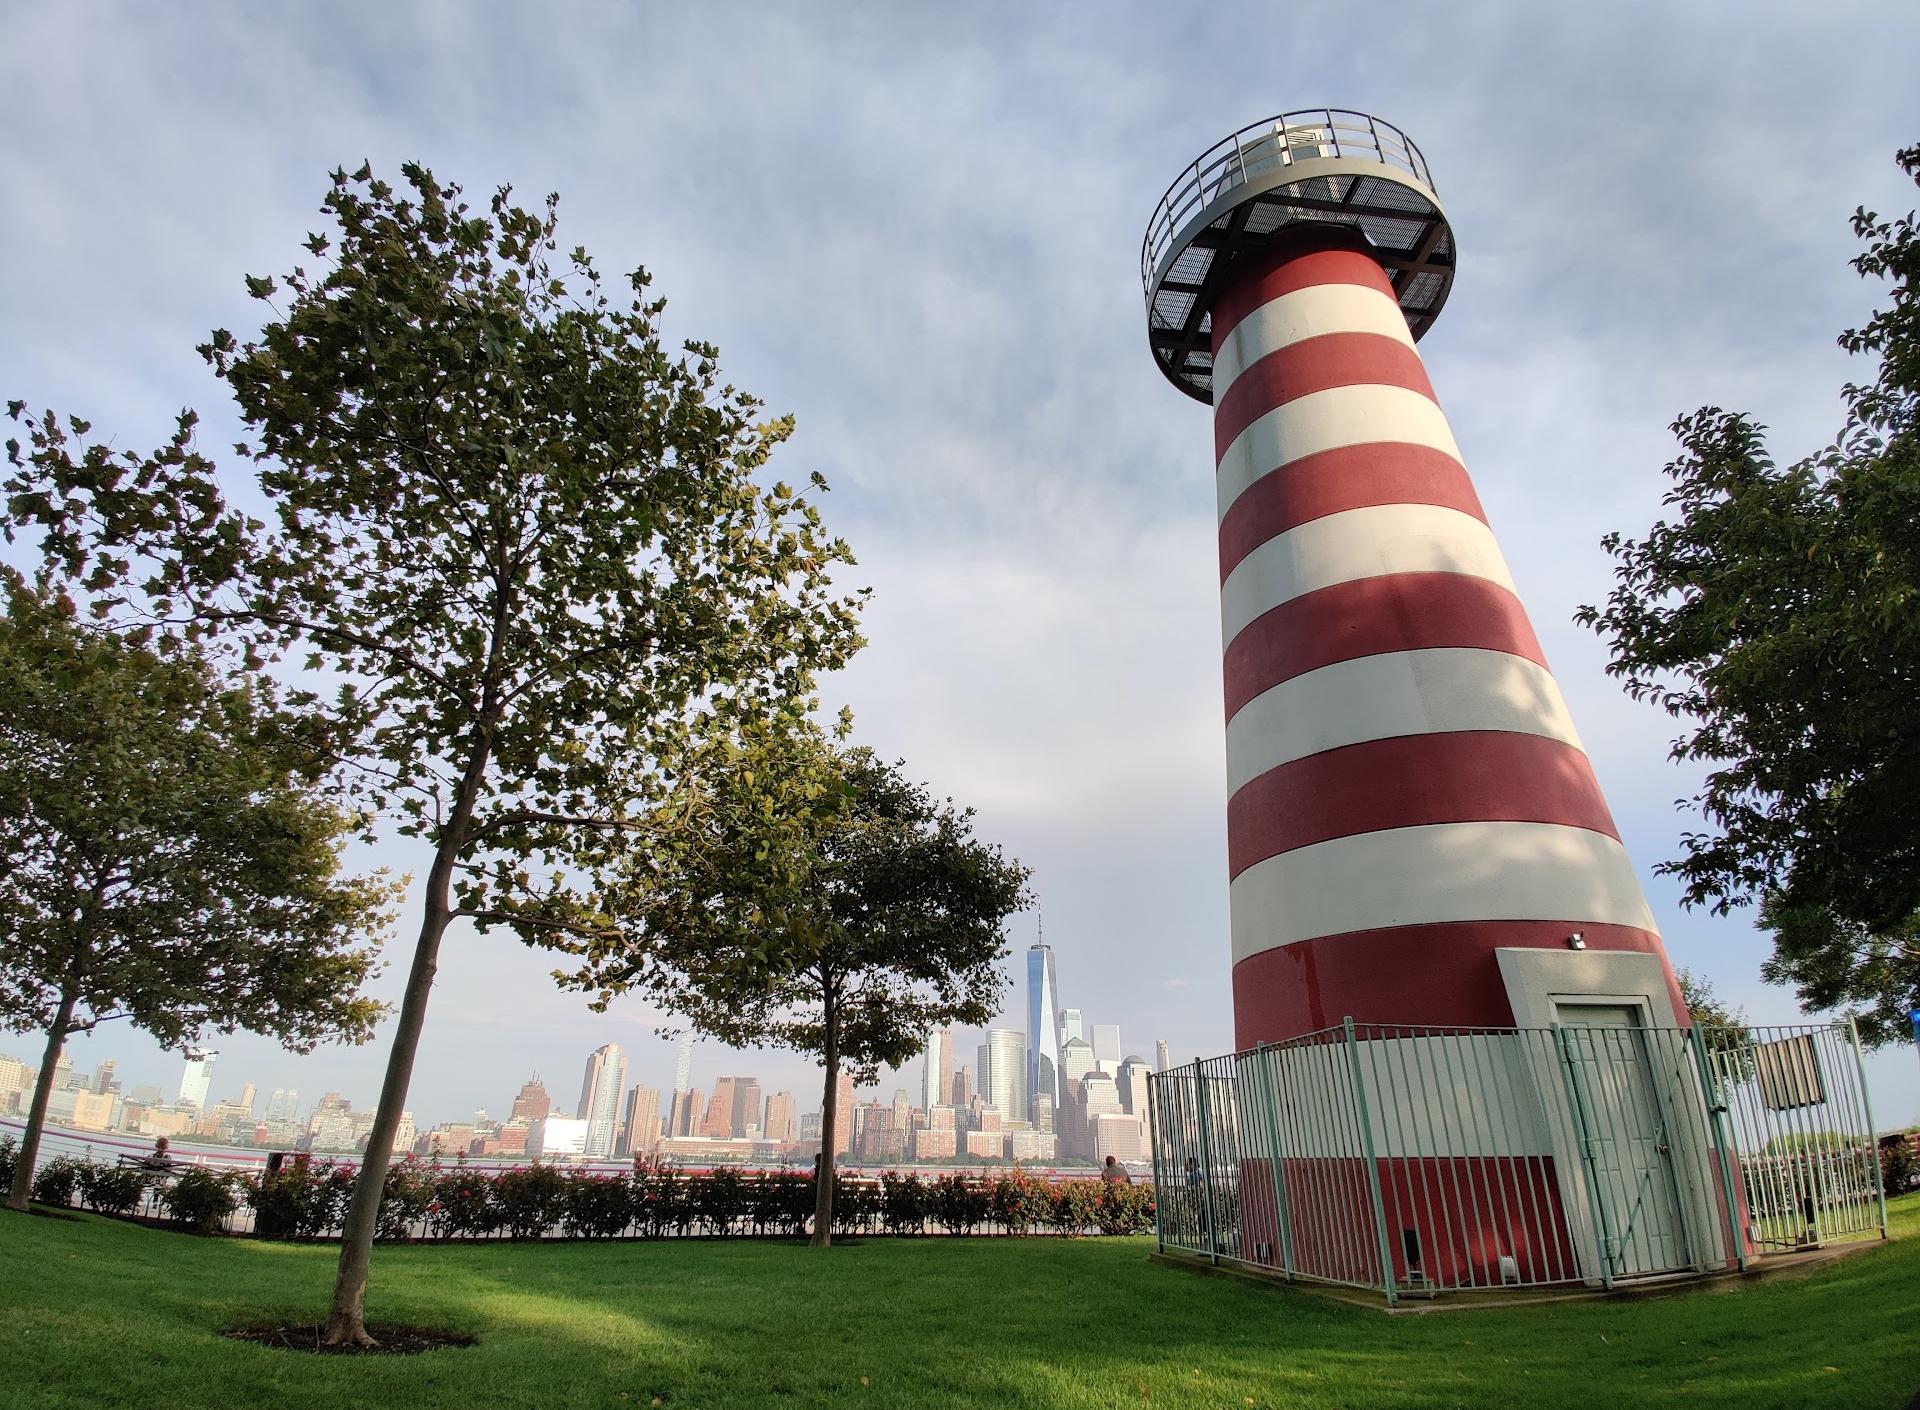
[3,1196,1916,1410]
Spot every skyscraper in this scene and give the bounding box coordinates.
[704,1077,740,1139]
[617,1085,661,1158]
[1025,943,1060,1122]
[1155,1039,1171,1073]
[91,1058,117,1095]
[178,1049,216,1109]
[673,1033,695,1096]
[670,1087,705,1138]
[763,1090,797,1144]
[266,1087,299,1122]
[730,1077,761,1138]
[921,1028,951,1113]
[576,1043,626,1158]
[832,1070,855,1156]
[951,1064,973,1111]
[510,1075,552,1122]
[1091,1024,1121,1073]
[981,1029,1027,1127]
[1058,1008,1084,1044]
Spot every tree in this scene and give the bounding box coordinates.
[1674,968,1754,1049]
[0,576,390,1213]
[559,723,1030,1247]
[1576,144,1920,1044]
[3,164,862,1340]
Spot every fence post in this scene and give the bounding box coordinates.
[1193,1064,1220,1264]
[1146,1072,1166,1254]
[1254,1044,1295,1279]
[1687,1028,1750,1271]
[1552,1022,1617,1290]
[1846,1016,1891,1242]
[1342,1018,1397,1305]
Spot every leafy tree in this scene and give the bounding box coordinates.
[1675,968,1755,1049]
[560,723,1030,1247]
[1577,144,1920,1044]
[3,164,862,1340]
[0,577,391,1213]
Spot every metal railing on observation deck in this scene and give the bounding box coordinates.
[1140,109,1434,300]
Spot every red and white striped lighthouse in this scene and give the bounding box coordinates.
[1142,113,1684,1048]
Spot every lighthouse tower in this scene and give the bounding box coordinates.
[1141,111,1685,1046]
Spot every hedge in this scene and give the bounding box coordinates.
[0,1137,1155,1241]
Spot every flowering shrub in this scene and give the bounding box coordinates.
[562,1172,632,1239]
[991,1167,1053,1235]
[494,1163,569,1240]
[76,1162,148,1217]
[931,1172,991,1234]
[432,1166,501,1238]
[160,1166,239,1233]
[1048,1179,1101,1236]
[31,1154,87,1208]
[880,1171,929,1235]
[378,1157,438,1241]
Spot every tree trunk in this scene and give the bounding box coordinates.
[6,991,77,1212]
[810,1020,839,1249]
[321,815,470,1346]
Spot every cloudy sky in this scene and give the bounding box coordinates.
[5,2,1918,1130]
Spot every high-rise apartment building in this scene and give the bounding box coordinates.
[234,1082,257,1113]
[731,1077,761,1138]
[576,1043,626,1158]
[673,1034,695,1095]
[178,1049,217,1109]
[617,1085,661,1158]
[265,1087,300,1122]
[832,1070,854,1156]
[1091,1024,1121,1073]
[981,1029,1027,1127]
[670,1087,705,1138]
[510,1075,552,1122]
[1025,944,1061,1123]
[763,1090,797,1145]
[921,1028,951,1114]
[1115,1057,1152,1117]
[704,1077,740,1139]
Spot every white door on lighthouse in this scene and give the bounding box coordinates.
[1556,1000,1693,1278]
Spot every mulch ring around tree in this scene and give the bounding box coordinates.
[224,1324,476,1356]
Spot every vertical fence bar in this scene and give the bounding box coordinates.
[1553,1023,1617,1289]
[1147,1072,1167,1254]
[1253,1044,1295,1277]
[1689,1028,1748,1272]
[1848,1017,1891,1241]
[1342,1018,1397,1304]
[1193,1064,1219,1264]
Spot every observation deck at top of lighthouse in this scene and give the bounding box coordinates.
[1141,110,1456,402]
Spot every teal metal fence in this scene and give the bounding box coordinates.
[1147,1018,1886,1302]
